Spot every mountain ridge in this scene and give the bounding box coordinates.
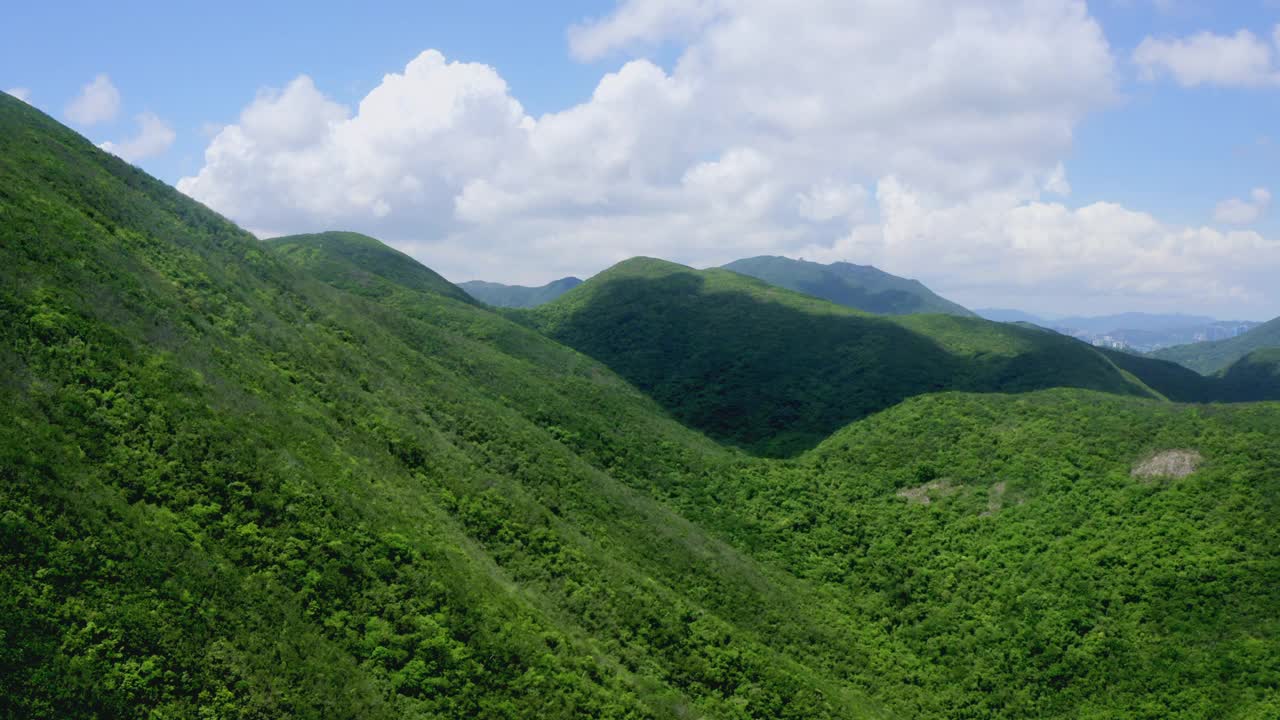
[525,256,1165,455]
[721,255,975,317]
[1152,315,1280,374]
[4,92,1280,719]
[459,276,584,308]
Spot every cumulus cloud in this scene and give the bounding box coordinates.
[568,0,723,60]
[99,112,176,162]
[66,74,121,126]
[795,180,1280,313]
[1214,188,1272,225]
[179,53,528,238]
[5,87,30,103]
[1134,26,1280,87]
[1043,164,1072,196]
[177,1,1280,315]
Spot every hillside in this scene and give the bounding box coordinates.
[526,257,1158,455]
[0,92,882,719]
[459,277,583,307]
[1153,316,1280,374]
[1216,348,1280,401]
[3,93,1280,720]
[266,231,478,305]
[722,256,975,317]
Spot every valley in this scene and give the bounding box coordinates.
[2,89,1279,720]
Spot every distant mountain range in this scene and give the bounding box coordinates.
[976,308,1045,324]
[525,257,1173,455]
[976,309,1261,353]
[7,93,1280,718]
[459,276,583,307]
[721,256,975,317]
[461,255,976,317]
[1152,316,1280,374]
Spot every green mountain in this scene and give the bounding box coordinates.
[1152,316,1280,374]
[526,257,1167,455]
[1,93,879,719]
[269,231,479,305]
[459,277,583,307]
[722,255,975,317]
[4,93,1280,719]
[1216,348,1280,401]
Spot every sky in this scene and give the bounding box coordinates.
[4,0,1279,319]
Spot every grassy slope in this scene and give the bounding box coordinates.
[0,94,883,719]
[3,94,1279,719]
[672,391,1280,718]
[1216,348,1280,401]
[459,277,584,308]
[265,230,478,305]
[1152,316,1280,374]
[721,256,975,317]
[526,257,1157,455]
[1101,347,1280,404]
[273,247,1280,719]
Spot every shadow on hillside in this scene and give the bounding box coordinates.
[543,271,1153,457]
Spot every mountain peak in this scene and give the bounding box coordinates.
[267,231,475,304]
[720,255,974,317]
[458,275,586,308]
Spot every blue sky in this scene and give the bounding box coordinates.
[2,1,613,179]
[4,1,1279,318]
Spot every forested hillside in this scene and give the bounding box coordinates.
[0,93,878,719]
[1153,316,1280,374]
[2,92,1279,720]
[526,258,1162,455]
[459,277,583,308]
[721,256,974,317]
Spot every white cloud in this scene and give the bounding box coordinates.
[568,0,723,60]
[99,112,176,162]
[1043,163,1072,196]
[1134,26,1280,87]
[66,74,121,126]
[176,2,1280,315]
[1214,188,1271,225]
[795,181,869,223]
[795,180,1280,314]
[179,53,527,238]
[5,87,30,103]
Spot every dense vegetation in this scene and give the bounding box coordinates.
[459,277,584,308]
[721,256,974,317]
[1,95,876,719]
[526,258,1163,455]
[1153,316,1280,374]
[3,93,1279,719]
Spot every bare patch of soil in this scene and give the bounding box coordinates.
[980,481,1007,517]
[897,479,959,505]
[1131,450,1202,481]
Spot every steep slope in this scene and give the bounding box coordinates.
[459,276,583,307]
[0,93,886,720]
[1097,348,1219,403]
[1216,348,1280,401]
[264,230,478,304]
[1153,316,1280,374]
[4,93,1280,720]
[722,255,975,317]
[526,258,1155,455]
